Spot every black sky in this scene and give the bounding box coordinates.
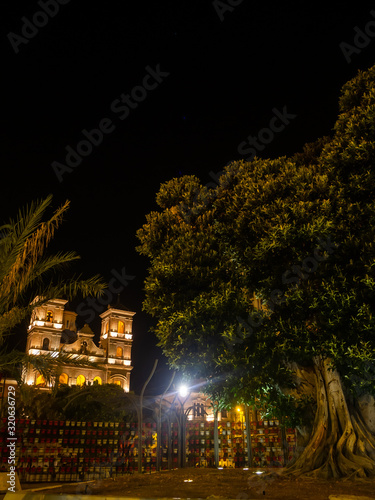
[2,1,375,393]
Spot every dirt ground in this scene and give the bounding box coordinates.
[22,468,375,499]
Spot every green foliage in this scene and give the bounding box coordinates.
[257,387,315,430]
[12,384,56,420]
[56,383,131,421]
[0,350,99,386]
[14,383,131,421]
[137,64,375,417]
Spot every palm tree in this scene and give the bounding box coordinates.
[0,195,106,382]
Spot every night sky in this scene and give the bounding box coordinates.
[2,1,375,393]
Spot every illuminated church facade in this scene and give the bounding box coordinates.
[23,298,134,391]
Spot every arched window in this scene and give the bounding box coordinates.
[76,374,86,386]
[42,338,50,350]
[116,347,123,358]
[112,380,122,387]
[46,310,53,322]
[59,373,68,385]
[36,374,46,386]
[93,376,102,385]
[105,322,109,334]
[118,321,125,333]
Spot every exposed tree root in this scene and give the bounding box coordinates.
[284,356,375,479]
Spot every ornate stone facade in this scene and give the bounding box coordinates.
[23,297,134,391]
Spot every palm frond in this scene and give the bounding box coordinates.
[0,196,106,354]
[0,198,70,304]
[0,350,101,385]
[0,306,28,343]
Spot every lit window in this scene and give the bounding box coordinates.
[76,374,86,386]
[59,373,68,385]
[116,347,123,358]
[113,380,122,387]
[118,321,125,333]
[105,322,109,334]
[36,374,46,386]
[93,376,102,385]
[46,311,53,322]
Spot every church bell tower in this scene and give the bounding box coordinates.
[99,303,135,391]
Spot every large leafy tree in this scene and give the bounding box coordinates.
[0,195,105,380]
[137,65,375,478]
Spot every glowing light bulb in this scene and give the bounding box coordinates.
[179,384,188,398]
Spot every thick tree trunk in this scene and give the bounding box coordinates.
[286,356,375,478]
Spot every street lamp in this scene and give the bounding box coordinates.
[244,405,252,467]
[179,384,189,399]
[236,406,252,467]
[156,371,176,471]
[176,382,190,468]
[138,360,158,473]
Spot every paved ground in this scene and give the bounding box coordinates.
[8,468,375,499]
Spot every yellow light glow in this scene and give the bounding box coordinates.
[76,374,86,386]
[36,374,45,386]
[59,373,68,384]
[179,384,188,398]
